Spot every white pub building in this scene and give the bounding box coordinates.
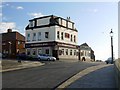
[25,15,78,60]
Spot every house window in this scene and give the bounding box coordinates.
[32,49,36,55]
[57,31,60,39]
[45,32,49,38]
[46,49,49,54]
[38,32,41,41]
[66,21,68,28]
[70,50,72,55]
[65,33,70,38]
[29,21,34,27]
[81,51,84,56]
[62,49,64,55]
[74,50,76,56]
[33,33,36,41]
[27,34,30,42]
[74,35,76,42]
[38,49,42,55]
[59,50,62,55]
[27,49,30,55]
[71,35,73,42]
[61,32,64,40]
[66,49,68,55]
[60,18,62,25]
[72,23,74,29]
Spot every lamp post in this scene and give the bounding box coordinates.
[8,41,12,55]
[110,29,114,64]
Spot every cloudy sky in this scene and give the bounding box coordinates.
[1,1,118,60]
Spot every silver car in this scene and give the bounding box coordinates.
[37,54,56,61]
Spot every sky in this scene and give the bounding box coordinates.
[0,1,118,60]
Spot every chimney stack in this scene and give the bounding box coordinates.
[67,17,70,21]
[7,29,12,33]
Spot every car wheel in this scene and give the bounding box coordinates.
[47,58,50,61]
[38,58,41,61]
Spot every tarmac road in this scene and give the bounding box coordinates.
[2,60,101,88]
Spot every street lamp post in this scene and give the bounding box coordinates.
[110,29,114,64]
[8,41,12,56]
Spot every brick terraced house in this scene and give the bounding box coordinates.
[2,29,25,59]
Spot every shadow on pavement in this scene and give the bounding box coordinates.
[67,65,117,89]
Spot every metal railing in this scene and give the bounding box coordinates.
[115,58,120,90]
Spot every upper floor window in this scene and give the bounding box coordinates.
[29,21,34,27]
[71,35,73,42]
[38,32,41,41]
[60,18,62,25]
[74,35,76,42]
[27,33,30,42]
[57,31,60,39]
[45,32,49,38]
[61,32,64,40]
[72,23,74,29]
[65,33,70,38]
[33,33,36,41]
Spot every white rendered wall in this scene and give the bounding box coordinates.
[55,26,78,45]
[58,47,78,60]
[26,26,56,43]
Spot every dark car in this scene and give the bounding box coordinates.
[105,57,115,64]
[18,53,37,61]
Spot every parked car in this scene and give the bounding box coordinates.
[105,57,115,64]
[37,54,56,61]
[18,53,37,61]
[96,60,102,62]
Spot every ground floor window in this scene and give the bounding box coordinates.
[59,50,62,55]
[70,50,72,55]
[46,49,49,54]
[62,49,64,55]
[38,49,42,55]
[32,49,36,55]
[27,49,30,55]
[74,50,76,56]
[66,49,68,55]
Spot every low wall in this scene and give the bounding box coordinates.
[115,58,120,90]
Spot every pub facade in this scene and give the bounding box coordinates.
[25,15,78,60]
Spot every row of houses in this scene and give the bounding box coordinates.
[1,15,95,61]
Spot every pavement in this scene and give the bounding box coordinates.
[57,64,117,89]
[0,59,44,72]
